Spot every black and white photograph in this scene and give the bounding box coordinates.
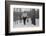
[13,8,39,28]
[5,1,45,35]
[10,4,42,32]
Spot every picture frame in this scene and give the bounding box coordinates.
[5,1,45,35]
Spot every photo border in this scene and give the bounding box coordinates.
[5,1,45,35]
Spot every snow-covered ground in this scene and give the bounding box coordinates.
[13,18,39,28]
